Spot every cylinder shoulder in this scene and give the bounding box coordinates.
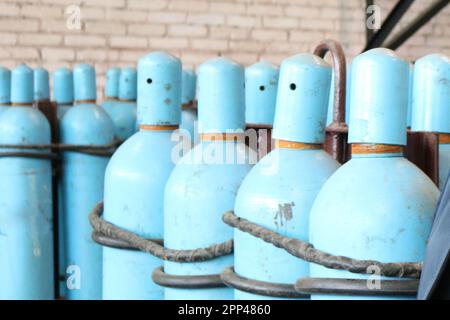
[60,103,114,143]
[0,107,50,143]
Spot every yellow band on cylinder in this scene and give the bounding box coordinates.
[200,133,244,141]
[11,102,33,106]
[439,134,450,145]
[351,144,403,154]
[274,139,322,150]
[140,124,179,131]
[74,99,96,105]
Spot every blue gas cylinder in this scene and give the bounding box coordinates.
[103,52,181,300]
[61,64,114,300]
[102,67,137,141]
[33,67,50,102]
[245,61,278,159]
[234,54,340,300]
[180,68,198,145]
[164,57,255,300]
[326,64,352,126]
[0,67,11,114]
[245,61,278,127]
[53,66,74,297]
[411,54,450,189]
[309,48,439,300]
[101,68,120,117]
[53,67,74,120]
[0,64,54,299]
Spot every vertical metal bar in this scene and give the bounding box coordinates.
[364,0,414,51]
[385,0,450,50]
[366,0,375,42]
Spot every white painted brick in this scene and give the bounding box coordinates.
[168,24,208,37]
[0,33,17,45]
[128,24,166,36]
[0,19,39,32]
[85,22,126,35]
[42,48,75,61]
[148,11,186,24]
[0,3,20,16]
[65,35,106,47]
[191,39,228,51]
[252,29,288,41]
[227,15,261,28]
[0,0,448,87]
[110,36,148,48]
[169,0,209,12]
[150,37,189,49]
[128,0,167,10]
[187,13,225,25]
[19,33,62,46]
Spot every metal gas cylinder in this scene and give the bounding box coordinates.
[308,48,439,300]
[0,67,11,114]
[411,54,450,190]
[53,67,74,120]
[163,57,255,300]
[245,61,278,160]
[53,66,74,298]
[180,68,198,145]
[61,64,114,300]
[233,54,340,300]
[33,67,50,102]
[0,64,54,299]
[102,67,137,141]
[102,52,181,300]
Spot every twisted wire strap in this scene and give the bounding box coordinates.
[222,211,422,279]
[89,201,233,263]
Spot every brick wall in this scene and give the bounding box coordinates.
[0,0,449,100]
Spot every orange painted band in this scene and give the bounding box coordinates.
[118,99,136,103]
[351,144,404,154]
[104,96,119,101]
[11,102,33,106]
[140,124,179,131]
[182,103,191,110]
[274,139,322,150]
[0,102,11,106]
[200,133,245,141]
[75,99,96,105]
[439,134,450,145]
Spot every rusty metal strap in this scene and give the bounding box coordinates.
[89,202,233,263]
[222,211,422,279]
[221,267,308,299]
[0,151,59,160]
[0,140,121,157]
[152,266,225,289]
[295,277,418,297]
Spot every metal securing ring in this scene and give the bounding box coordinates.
[92,232,163,251]
[152,266,225,289]
[295,277,419,297]
[220,266,309,299]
